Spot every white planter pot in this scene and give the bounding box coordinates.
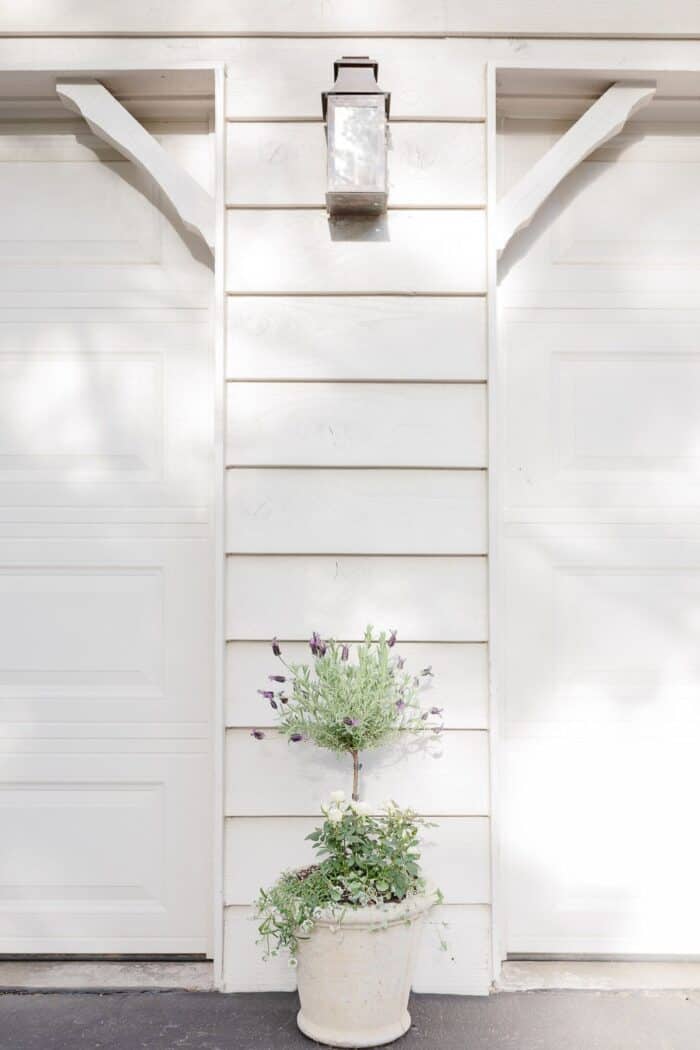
[295,892,435,1048]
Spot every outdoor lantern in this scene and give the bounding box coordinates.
[322,56,391,216]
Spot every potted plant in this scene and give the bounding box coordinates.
[251,627,443,1048]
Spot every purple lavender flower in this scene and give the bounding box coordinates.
[396,656,405,669]
[341,644,350,662]
[421,666,434,677]
[269,675,286,683]
[251,729,265,740]
[421,711,429,721]
[258,690,274,700]
[309,631,326,656]
[272,638,282,657]
[395,699,406,712]
[343,716,358,727]
[387,629,397,648]
[430,706,443,716]
[289,733,304,743]
[270,699,278,710]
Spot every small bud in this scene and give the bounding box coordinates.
[272,637,282,657]
[421,666,434,677]
[342,716,358,727]
[387,630,397,648]
[269,675,286,683]
[341,644,350,661]
[397,656,405,669]
[430,706,443,716]
[251,729,265,740]
[258,689,274,700]
[279,695,289,704]
[421,711,429,721]
[289,732,303,743]
[270,699,278,709]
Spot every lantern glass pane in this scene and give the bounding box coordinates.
[327,94,386,194]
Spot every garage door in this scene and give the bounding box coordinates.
[0,111,214,953]
[500,113,700,955]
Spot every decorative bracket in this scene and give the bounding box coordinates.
[496,80,657,257]
[56,78,215,253]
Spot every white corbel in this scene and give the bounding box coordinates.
[497,80,656,257]
[56,78,214,253]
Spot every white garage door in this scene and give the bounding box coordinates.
[0,113,214,953]
[500,113,700,956]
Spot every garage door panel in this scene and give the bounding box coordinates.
[505,735,700,955]
[0,747,210,952]
[504,532,700,727]
[0,321,212,513]
[503,318,700,515]
[502,122,700,295]
[0,124,211,297]
[0,540,212,724]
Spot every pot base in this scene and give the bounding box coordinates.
[296,1007,411,1048]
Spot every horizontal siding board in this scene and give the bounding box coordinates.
[226,296,487,382]
[226,210,486,294]
[225,816,490,904]
[223,903,490,995]
[226,728,489,816]
[226,122,485,208]
[413,904,492,995]
[225,469,487,554]
[226,640,489,729]
[225,555,488,640]
[226,383,487,468]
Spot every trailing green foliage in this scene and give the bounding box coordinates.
[256,795,439,962]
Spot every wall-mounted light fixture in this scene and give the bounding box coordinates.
[322,56,390,216]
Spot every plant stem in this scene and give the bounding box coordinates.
[351,750,360,801]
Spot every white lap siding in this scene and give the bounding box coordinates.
[223,56,489,988]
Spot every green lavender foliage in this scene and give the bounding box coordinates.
[257,626,442,754]
[256,796,439,961]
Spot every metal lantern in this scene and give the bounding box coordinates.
[322,56,391,216]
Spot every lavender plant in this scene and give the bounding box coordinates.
[252,626,442,799]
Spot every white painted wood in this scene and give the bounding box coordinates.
[226,641,489,730]
[226,297,486,382]
[226,729,489,816]
[0,119,215,953]
[414,905,491,994]
[223,903,491,994]
[226,384,487,468]
[56,79,215,250]
[225,816,490,906]
[225,469,487,554]
[497,81,656,255]
[499,117,700,956]
[225,556,488,641]
[226,210,486,294]
[11,1,700,36]
[226,122,485,208]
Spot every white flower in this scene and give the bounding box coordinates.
[350,800,371,816]
[329,790,345,804]
[327,807,343,823]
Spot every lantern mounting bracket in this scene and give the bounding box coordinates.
[322,56,390,121]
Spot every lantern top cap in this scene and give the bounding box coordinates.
[322,55,390,120]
